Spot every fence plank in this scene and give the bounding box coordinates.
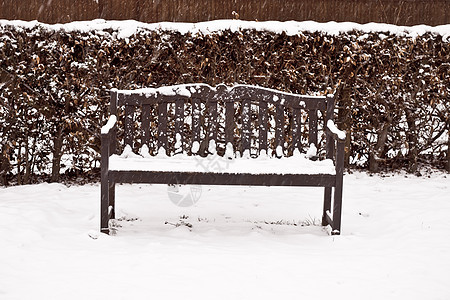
[1,0,448,26]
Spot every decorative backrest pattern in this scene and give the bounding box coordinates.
[110,84,335,158]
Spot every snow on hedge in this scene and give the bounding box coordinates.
[1,19,450,40]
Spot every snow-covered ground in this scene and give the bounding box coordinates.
[0,171,449,299]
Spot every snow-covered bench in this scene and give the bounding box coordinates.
[100,84,346,235]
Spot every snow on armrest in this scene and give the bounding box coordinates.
[101,115,117,134]
[327,120,346,140]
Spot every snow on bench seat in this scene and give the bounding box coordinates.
[109,149,336,175]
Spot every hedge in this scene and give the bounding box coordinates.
[0,21,448,185]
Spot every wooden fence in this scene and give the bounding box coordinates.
[1,0,449,26]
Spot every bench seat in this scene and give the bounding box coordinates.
[109,149,336,175]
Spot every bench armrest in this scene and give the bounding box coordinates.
[325,120,346,171]
[326,120,346,141]
[101,115,117,163]
[101,115,117,135]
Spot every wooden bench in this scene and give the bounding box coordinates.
[100,84,346,235]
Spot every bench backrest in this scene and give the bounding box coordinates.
[110,84,335,158]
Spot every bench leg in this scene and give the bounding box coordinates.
[332,139,345,235]
[332,183,343,235]
[109,180,115,220]
[100,176,110,234]
[322,187,332,226]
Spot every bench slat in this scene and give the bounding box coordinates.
[124,105,134,147]
[119,93,327,111]
[241,99,251,154]
[291,107,302,153]
[229,86,327,110]
[308,109,318,146]
[192,98,201,154]
[116,85,327,110]
[207,101,218,147]
[111,170,337,187]
[158,103,168,152]
[258,101,268,152]
[141,104,151,149]
[175,99,185,152]
[225,101,234,147]
[275,104,284,155]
